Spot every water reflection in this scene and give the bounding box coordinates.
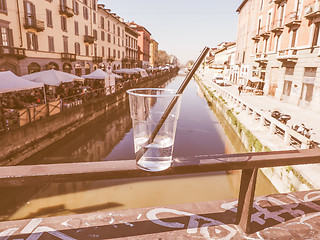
[0,72,278,221]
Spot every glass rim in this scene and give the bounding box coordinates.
[126,88,182,98]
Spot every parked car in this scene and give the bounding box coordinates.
[212,76,231,87]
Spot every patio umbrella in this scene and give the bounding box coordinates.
[23,69,83,86]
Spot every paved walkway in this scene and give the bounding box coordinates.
[198,70,320,191]
[200,72,320,142]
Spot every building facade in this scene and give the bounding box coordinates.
[149,37,159,68]
[0,0,138,76]
[236,0,320,112]
[124,25,139,68]
[128,22,151,69]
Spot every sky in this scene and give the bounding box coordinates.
[99,0,243,65]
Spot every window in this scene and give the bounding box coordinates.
[26,32,38,50]
[93,12,96,24]
[93,29,97,40]
[102,46,104,57]
[85,45,89,56]
[113,36,115,44]
[118,50,120,59]
[259,0,263,11]
[312,23,320,47]
[0,0,7,13]
[63,36,68,53]
[291,29,297,48]
[83,6,88,20]
[48,36,54,52]
[107,33,111,42]
[85,25,88,35]
[92,0,96,11]
[278,4,285,27]
[117,26,120,36]
[100,17,104,29]
[113,24,115,34]
[46,9,53,27]
[108,47,110,57]
[257,19,261,35]
[83,0,88,5]
[75,42,80,55]
[301,67,316,102]
[101,31,105,41]
[113,49,116,58]
[295,0,302,19]
[0,27,12,46]
[61,16,67,32]
[74,21,79,35]
[108,20,110,31]
[24,1,36,26]
[73,0,79,15]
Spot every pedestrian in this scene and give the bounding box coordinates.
[238,85,243,95]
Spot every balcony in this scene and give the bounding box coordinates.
[260,31,271,39]
[59,5,74,18]
[305,3,320,21]
[270,26,284,35]
[84,35,95,44]
[24,18,45,32]
[92,56,102,63]
[252,34,260,41]
[277,49,298,63]
[0,46,26,59]
[274,0,287,4]
[61,53,76,62]
[285,12,301,29]
[254,53,268,64]
[107,56,115,62]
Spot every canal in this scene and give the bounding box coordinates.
[0,70,278,221]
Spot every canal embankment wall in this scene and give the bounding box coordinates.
[195,73,317,193]
[1,69,179,166]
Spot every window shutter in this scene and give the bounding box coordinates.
[8,29,13,46]
[23,1,28,22]
[26,33,31,49]
[34,34,38,50]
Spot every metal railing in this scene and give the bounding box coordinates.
[203,79,311,149]
[0,148,320,234]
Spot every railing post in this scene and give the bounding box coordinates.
[260,116,265,127]
[269,122,276,135]
[236,168,258,234]
[284,128,291,146]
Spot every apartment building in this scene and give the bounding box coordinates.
[128,22,151,69]
[149,37,159,68]
[0,0,136,76]
[236,0,320,112]
[124,25,139,68]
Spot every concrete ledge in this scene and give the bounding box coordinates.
[1,189,320,239]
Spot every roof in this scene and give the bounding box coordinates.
[236,0,249,12]
[127,21,152,36]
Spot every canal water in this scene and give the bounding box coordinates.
[0,70,278,221]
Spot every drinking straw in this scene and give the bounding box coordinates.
[135,46,210,161]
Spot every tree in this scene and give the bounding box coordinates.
[158,50,170,66]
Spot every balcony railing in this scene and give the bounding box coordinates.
[0,46,26,59]
[59,5,74,18]
[277,49,298,63]
[92,56,102,63]
[24,18,45,32]
[61,53,76,62]
[84,35,95,44]
[107,56,115,62]
[254,53,268,64]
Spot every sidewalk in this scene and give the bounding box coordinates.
[199,71,320,191]
[202,74,320,142]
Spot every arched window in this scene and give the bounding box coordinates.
[28,62,41,74]
[0,62,18,75]
[46,62,59,70]
[63,62,72,73]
